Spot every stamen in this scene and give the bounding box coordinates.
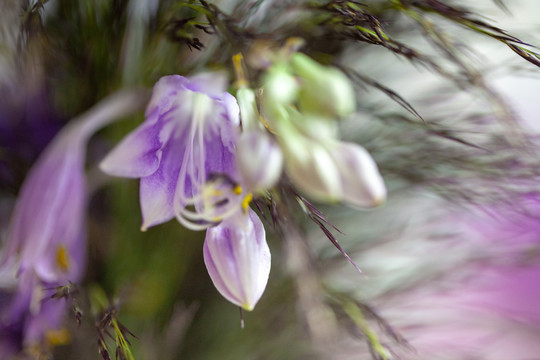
[242,193,253,213]
[56,245,70,272]
[233,185,242,195]
[233,53,248,88]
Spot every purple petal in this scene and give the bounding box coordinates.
[4,132,87,284]
[139,132,189,230]
[145,75,190,118]
[203,130,238,182]
[203,209,271,310]
[100,121,164,178]
[23,290,67,345]
[1,270,37,325]
[185,72,228,98]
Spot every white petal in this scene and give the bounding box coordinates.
[331,142,387,208]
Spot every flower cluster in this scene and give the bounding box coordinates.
[100,49,386,311]
[0,50,387,356]
[259,51,386,208]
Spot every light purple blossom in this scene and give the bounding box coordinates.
[100,74,245,230]
[351,197,540,359]
[0,122,87,351]
[100,75,271,309]
[0,91,145,353]
[2,124,88,283]
[204,208,271,311]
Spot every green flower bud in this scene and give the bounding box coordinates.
[262,64,299,114]
[291,53,356,118]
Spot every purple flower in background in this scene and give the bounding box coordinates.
[0,91,145,354]
[2,124,88,283]
[101,74,246,230]
[353,197,540,360]
[381,265,540,360]
[0,271,69,357]
[0,122,88,353]
[204,208,271,311]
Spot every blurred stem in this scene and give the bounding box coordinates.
[343,300,389,360]
[275,191,338,348]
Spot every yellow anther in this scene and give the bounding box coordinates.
[45,328,71,346]
[242,193,253,213]
[233,185,243,195]
[56,245,70,272]
[233,53,248,88]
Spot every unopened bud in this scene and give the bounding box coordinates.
[291,53,355,118]
[236,131,284,192]
[262,65,298,110]
[281,134,386,208]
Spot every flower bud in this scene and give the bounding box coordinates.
[263,65,298,106]
[281,133,386,208]
[203,209,271,311]
[236,131,284,192]
[290,113,340,141]
[281,136,342,202]
[330,141,387,208]
[290,52,355,118]
[261,65,299,128]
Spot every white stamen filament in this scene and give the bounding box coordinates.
[174,93,245,230]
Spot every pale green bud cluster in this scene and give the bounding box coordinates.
[253,49,386,208]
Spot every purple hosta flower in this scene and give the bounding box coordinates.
[100,74,247,231]
[0,271,69,356]
[379,265,540,359]
[101,75,271,309]
[337,197,540,359]
[0,122,87,353]
[3,125,88,283]
[204,208,271,311]
[0,91,144,353]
